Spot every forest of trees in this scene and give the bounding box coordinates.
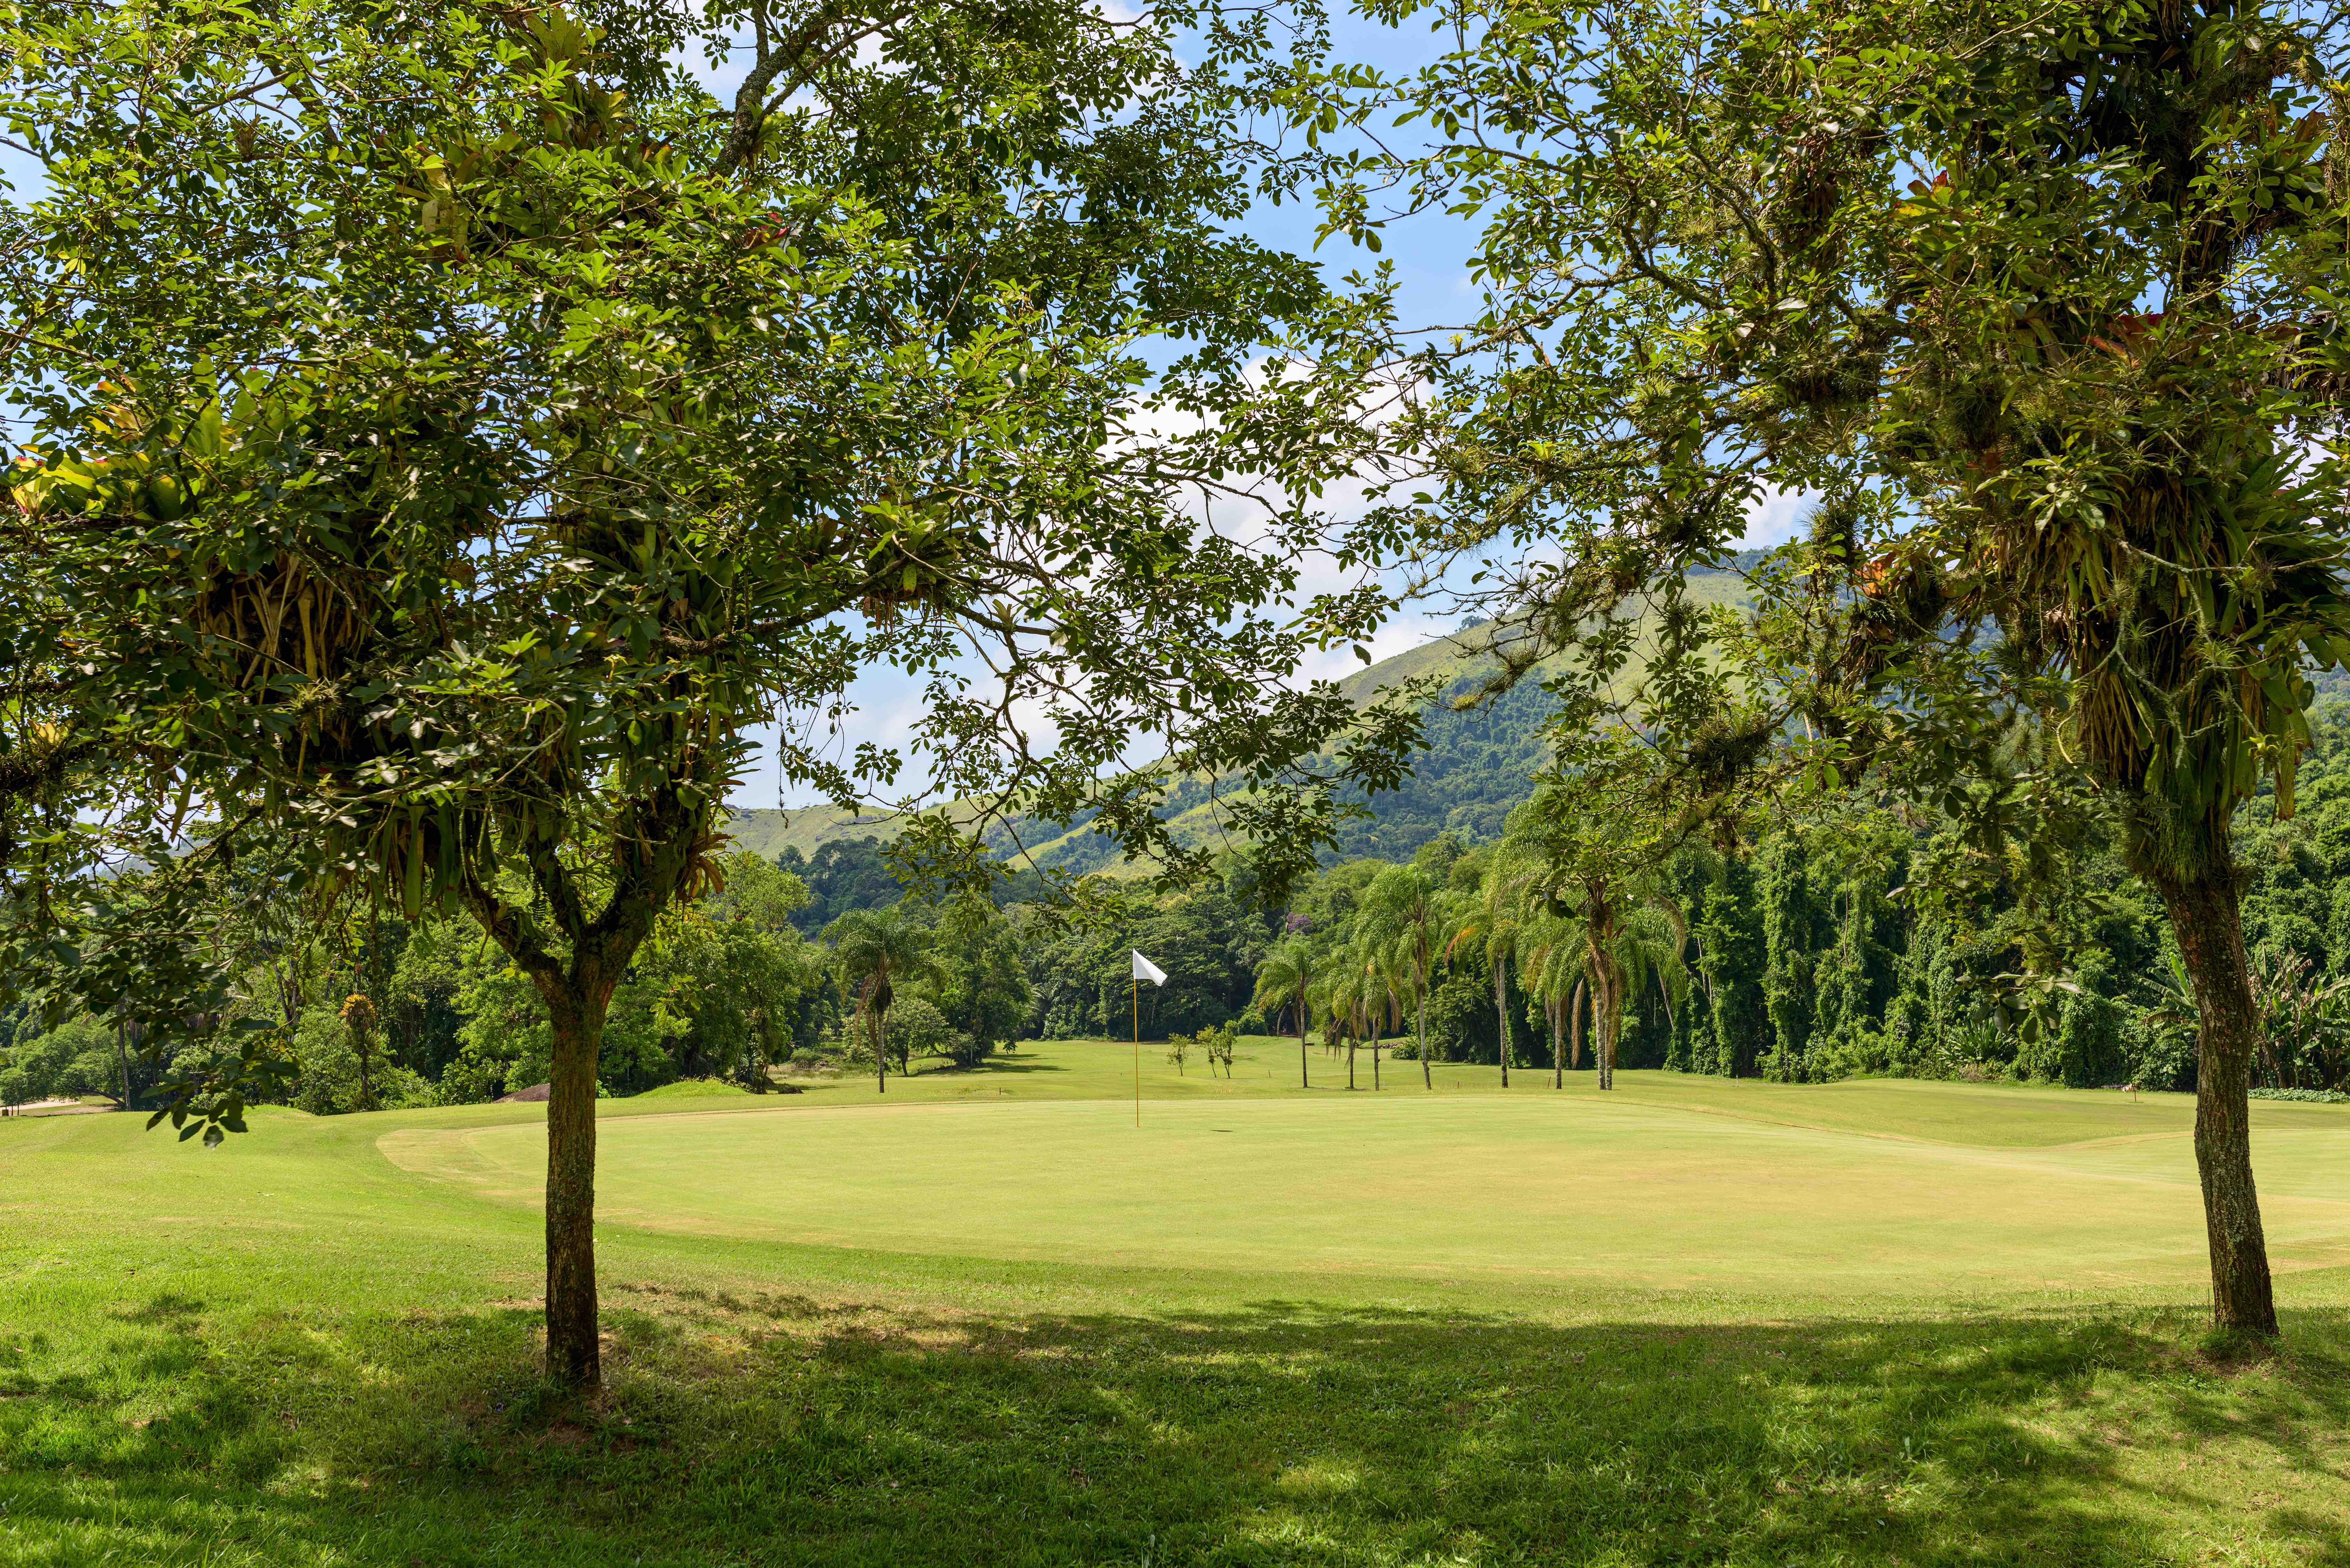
[27,692,2336,1114]
[1021,696,2350,1096]
[0,848,1043,1112]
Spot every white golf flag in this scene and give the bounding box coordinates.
[1131,950,1167,986]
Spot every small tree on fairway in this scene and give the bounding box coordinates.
[827,907,942,1095]
[337,994,381,1114]
[883,997,955,1076]
[930,896,1032,1067]
[1204,1023,1236,1078]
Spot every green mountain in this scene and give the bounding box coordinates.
[725,566,1752,873]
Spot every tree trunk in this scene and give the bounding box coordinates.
[1298,993,1309,1089]
[2154,867,2279,1338]
[1598,983,1617,1091]
[1551,990,1565,1088]
[1493,954,1510,1088]
[872,1000,886,1095]
[1418,989,1432,1090]
[542,986,608,1387]
[457,824,695,1394]
[1595,962,1619,1091]
[1570,978,1585,1070]
[116,1019,133,1112]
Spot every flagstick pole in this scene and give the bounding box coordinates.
[1132,977,1140,1128]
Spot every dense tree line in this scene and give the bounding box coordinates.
[1203,708,2350,1096]
[1020,876,1276,1042]
[0,851,1044,1111]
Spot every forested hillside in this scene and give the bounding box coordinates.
[727,564,1753,873]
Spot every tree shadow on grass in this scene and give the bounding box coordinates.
[1,1286,2346,1566]
[915,1056,1072,1077]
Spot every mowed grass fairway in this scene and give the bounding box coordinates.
[388,1070,2350,1303]
[4,1042,2350,1566]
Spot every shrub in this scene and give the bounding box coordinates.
[2124,1009,2198,1093]
[291,1008,360,1115]
[434,1038,518,1105]
[886,997,954,1067]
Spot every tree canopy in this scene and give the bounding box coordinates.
[1292,0,2350,1336]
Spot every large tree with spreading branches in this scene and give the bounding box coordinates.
[2,0,1405,1383]
[1300,0,2350,1337]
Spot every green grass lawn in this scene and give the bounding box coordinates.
[4,1041,2348,1565]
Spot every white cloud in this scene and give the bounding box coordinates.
[1740,486,1818,550]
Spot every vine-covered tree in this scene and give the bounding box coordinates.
[1301,0,2350,1338]
[4,0,1402,1385]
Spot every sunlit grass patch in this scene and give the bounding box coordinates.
[4,1049,2347,1564]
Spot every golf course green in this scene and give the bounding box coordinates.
[5,1040,2348,1565]
[384,1067,2350,1305]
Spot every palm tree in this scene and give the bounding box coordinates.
[1519,910,1588,1089]
[1359,865,1452,1089]
[1359,947,1400,1091]
[1489,780,1695,1092]
[1252,941,1315,1089]
[1316,949,1368,1090]
[1567,977,1587,1075]
[1303,955,1339,1074]
[1538,870,1689,1092]
[1582,902,1691,1090]
[1449,845,1538,1086]
[824,905,942,1094]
